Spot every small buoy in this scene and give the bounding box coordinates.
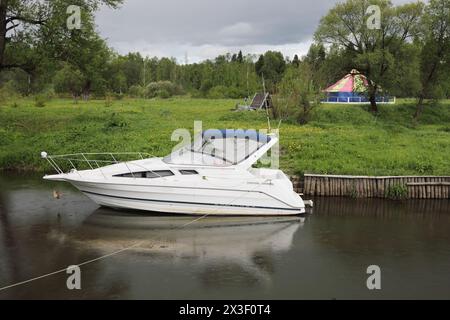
[304,200,314,207]
[53,190,62,199]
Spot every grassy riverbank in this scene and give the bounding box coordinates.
[0,97,449,175]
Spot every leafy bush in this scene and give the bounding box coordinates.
[0,81,20,104]
[189,89,203,98]
[349,182,358,198]
[114,92,124,100]
[385,183,408,200]
[407,160,434,174]
[207,85,245,99]
[438,126,450,133]
[144,81,183,98]
[53,63,85,99]
[159,109,172,117]
[226,86,246,99]
[273,64,322,124]
[156,89,171,99]
[207,85,228,99]
[104,93,113,107]
[34,94,48,107]
[104,112,128,130]
[128,85,144,98]
[41,86,56,100]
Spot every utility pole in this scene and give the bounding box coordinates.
[143,57,146,98]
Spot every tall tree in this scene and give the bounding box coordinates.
[255,54,264,76]
[305,43,326,70]
[254,51,286,92]
[292,54,300,67]
[414,0,450,119]
[237,50,243,63]
[53,62,85,100]
[121,52,144,88]
[36,2,115,99]
[275,61,321,124]
[315,0,423,113]
[0,0,122,71]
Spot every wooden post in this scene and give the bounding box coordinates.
[370,178,374,198]
[304,175,309,195]
[364,178,369,197]
[317,176,321,196]
[312,176,317,196]
[358,179,364,198]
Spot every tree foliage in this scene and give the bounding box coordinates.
[315,0,424,112]
[414,0,450,119]
[53,63,85,100]
[274,62,322,124]
[255,51,286,92]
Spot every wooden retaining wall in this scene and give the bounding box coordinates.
[290,174,450,199]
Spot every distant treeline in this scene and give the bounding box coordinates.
[0,46,352,100]
[0,0,449,119]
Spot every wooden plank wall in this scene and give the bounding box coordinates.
[290,174,450,199]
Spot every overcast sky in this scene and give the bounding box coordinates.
[95,0,414,63]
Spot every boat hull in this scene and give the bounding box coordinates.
[69,180,305,216]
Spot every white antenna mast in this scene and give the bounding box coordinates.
[262,74,271,133]
[246,64,249,99]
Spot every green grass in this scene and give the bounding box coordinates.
[0,97,449,176]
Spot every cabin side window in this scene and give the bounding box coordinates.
[114,170,174,178]
[179,170,199,175]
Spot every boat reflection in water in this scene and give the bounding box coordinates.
[71,208,305,288]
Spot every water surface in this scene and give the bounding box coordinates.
[0,173,449,299]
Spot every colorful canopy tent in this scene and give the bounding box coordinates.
[323,69,395,104]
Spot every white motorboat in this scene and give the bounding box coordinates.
[42,129,306,216]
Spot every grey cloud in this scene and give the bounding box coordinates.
[96,0,328,46]
[95,0,417,61]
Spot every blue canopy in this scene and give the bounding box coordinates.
[202,129,271,143]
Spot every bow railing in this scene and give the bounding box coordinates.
[41,151,154,178]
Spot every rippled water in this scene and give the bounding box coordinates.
[0,172,449,299]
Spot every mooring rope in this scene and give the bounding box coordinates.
[0,241,143,292]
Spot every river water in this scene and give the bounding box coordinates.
[0,172,449,299]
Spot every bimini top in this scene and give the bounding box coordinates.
[164,129,276,167]
[202,129,271,143]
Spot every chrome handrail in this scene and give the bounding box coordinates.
[41,151,158,179]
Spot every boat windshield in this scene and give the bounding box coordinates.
[189,136,265,165]
[164,130,271,166]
